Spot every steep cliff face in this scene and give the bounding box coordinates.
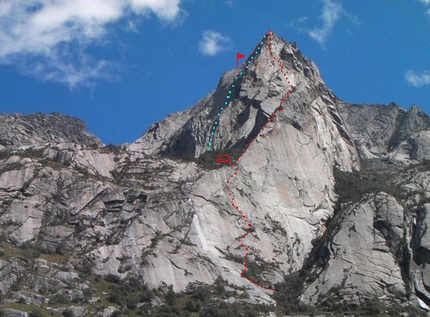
[303,192,409,306]
[1,31,430,316]
[297,159,430,313]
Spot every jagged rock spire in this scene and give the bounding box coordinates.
[127,30,345,162]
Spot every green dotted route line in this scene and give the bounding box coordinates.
[207,34,269,151]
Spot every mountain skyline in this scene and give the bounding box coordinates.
[2,28,430,315]
[0,0,429,145]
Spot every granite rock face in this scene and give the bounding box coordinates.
[337,102,430,161]
[127,31,361,296]
[1,31,430,315]
[302,192,408,306]
[0,113,102,150]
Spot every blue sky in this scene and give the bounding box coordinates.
[0,0,429,145]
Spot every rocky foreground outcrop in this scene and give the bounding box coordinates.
[1,31,430,316]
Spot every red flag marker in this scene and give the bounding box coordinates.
[236,52,245,68]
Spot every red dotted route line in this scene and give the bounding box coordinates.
[224,30,295,292]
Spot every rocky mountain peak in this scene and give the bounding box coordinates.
[337,101,430,161]
[128,30,345,162]
[263,31,325,87]
[0,112,103,150]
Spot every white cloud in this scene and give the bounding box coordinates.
[130,0,181,21]
[420,0,430,15]
[307,0,343,47]
[405,70,430,87]
[199,30,231,56]
[0,0,183,87]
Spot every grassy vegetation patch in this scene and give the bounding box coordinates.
[0,303,62,317]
